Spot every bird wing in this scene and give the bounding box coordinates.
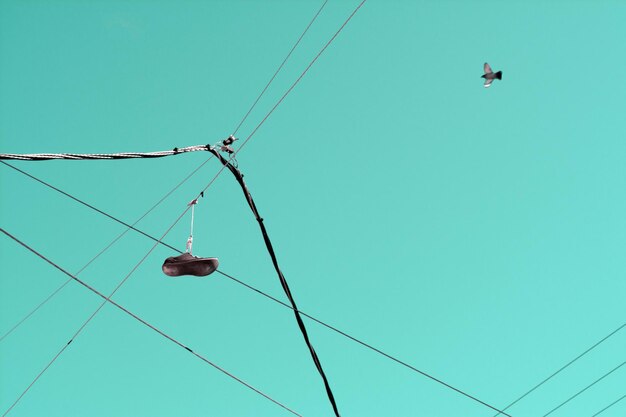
[484,62,492,74]
[484,78,494,88]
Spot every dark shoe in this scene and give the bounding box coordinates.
[162,253,219,277]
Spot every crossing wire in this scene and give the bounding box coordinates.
[492,322,625,416]
[0,228,302,417]
[2,162,514,416]
[541,361,626,417]
[0,156,213,342]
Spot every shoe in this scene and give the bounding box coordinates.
[162,253,219,277]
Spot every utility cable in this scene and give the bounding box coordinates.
[590,394,626,417]
[0,229,302,417]
[0,144,212,161]
[0,156,213,342]
[540,361,626,417]
[493,322,625,416]
[232,0,328,136]
[207,149,341,417]
[3,162,513,416]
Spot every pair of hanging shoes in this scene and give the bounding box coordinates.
[162,253,219,277]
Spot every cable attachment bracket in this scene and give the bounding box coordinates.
[212,135,239,167]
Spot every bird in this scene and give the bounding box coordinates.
[481,62,502,88]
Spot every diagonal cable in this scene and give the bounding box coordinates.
[207,149,341,416]
[0,228,302,417]
[492,322,626,416]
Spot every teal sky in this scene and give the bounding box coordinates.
[1,1,625,416]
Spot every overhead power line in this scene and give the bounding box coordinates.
[493,322,626,416]
[0,228,302,417]
[3,162,513,416]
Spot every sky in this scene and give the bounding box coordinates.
[1,0,625,416]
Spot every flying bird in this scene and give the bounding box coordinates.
[481,62,502,88]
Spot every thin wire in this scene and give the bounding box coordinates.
[0,229,301,417]
[232,0,328,136]
[1,162,228,415]
[0,156,213,342]
[590,394,626,417]
[540,361,626,417]
[2,163,513,415]
[492,322,626,416]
